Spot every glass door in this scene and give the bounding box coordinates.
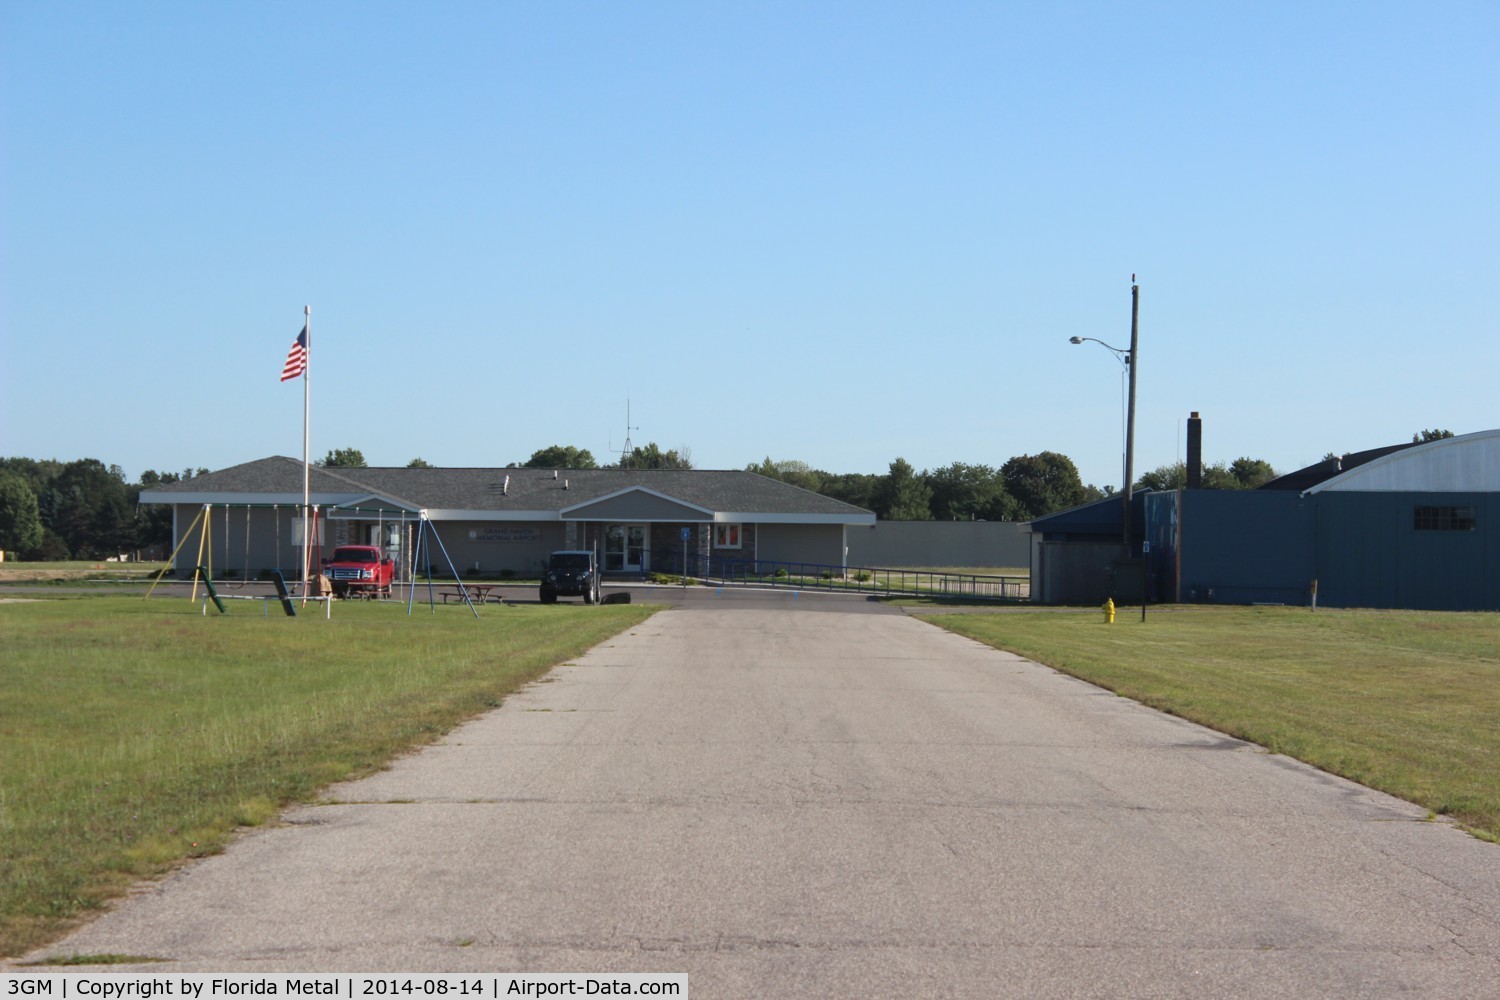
[604,524,648,572]
[626,525,647,571]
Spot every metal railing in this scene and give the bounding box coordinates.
[647,548,1028,601]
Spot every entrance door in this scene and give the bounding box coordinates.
[369,522,403,573]
[604,524,648,572]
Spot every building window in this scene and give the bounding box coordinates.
[713,523,742,549]
[1413,505,1476,531]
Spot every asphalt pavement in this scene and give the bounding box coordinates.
[17,598,1500,997]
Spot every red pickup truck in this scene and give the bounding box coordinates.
[322,545,396,598]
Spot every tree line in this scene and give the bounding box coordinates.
[750,451,1282,521]
[318,442,694,472]
[0,459,206,560]
[317,442,1279,517]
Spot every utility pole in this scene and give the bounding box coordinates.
[1123,278,1139,551]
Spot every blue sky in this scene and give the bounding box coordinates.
[3,1,1496,490]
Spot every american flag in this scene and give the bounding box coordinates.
[280,323,308,381]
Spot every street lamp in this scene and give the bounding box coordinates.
[1069,281,1140,552]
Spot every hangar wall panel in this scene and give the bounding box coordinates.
[756,523,847,567]
[845,520,1030,568]
[1036,540,1141,604]
[1177,491,1315,605]
[1314,492,1496,610]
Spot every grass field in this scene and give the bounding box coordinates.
[0,561,169,584]
[7,596,1496,959]
[921,605,1500,842]
[0,595,657,959]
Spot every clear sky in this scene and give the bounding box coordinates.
[3,1,1496,490]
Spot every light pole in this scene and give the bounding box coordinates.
[1069,280,1140,553]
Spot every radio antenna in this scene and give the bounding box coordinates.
[620,397,639,465]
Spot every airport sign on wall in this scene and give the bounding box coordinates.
[467,527,541,543]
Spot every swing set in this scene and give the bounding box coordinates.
[145,502,481,619]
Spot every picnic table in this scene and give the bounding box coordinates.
[441,584,500,604]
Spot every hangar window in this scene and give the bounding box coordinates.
[1413,505,1476,531]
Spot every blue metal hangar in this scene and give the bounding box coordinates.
[1146,429,1500,610]
[1033,429,1500,611]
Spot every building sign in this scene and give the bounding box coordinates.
[467,527,541,543]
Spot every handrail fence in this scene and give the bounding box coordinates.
[646,547,1028,601]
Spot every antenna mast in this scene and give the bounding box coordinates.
[620,398,639,466]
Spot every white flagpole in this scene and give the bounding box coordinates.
[301,304,311,594]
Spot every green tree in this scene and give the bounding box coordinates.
[318,447,367,468]
[818,472,880,511]
[406,457,433,468]
[1137,462,1186,492]
[1413,429,1455,443]
[1228,457,1277,488]
[48,459,132,559]
[1137,458,1276,492]
[872,458,933,521]
[925,462,1019,521]
[1200,463,1243,490]
[133,469,185,551]
[524,445,597,469]
[617,443,692,470]
[0,457,64,489]
[1000,452,1088,519]
[0,471,44,554]
[746,457,825,494]
[3,458,66,557]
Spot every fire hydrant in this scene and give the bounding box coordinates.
[1103,597,1116,623]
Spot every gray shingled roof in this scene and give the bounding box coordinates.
[146,456,873,518]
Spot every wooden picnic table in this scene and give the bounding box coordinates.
[441,584,499,604]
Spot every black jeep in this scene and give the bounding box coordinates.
[539,549,600,604]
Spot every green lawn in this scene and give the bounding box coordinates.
[0,596,657,958]
[0,561,169,584]
[922,606,1500,842]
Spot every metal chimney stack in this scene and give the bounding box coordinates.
[1186,412,1203,489]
